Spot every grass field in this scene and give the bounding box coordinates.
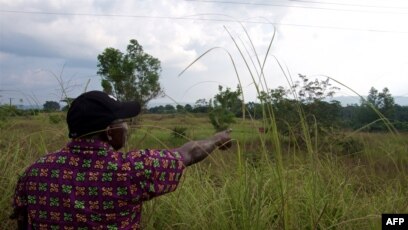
[1,112,407,229]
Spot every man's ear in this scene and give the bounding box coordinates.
[106,127,113,141]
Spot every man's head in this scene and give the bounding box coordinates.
[67,91,140,149]
[106,119,129,150]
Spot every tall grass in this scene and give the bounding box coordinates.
[0,113,407,229]
[1,25,407,230]
[0,115,68,229]
[131,115,407,229]
[137,119,406,229]
[171,22,406,230]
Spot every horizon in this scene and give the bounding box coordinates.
[5,95,408,109]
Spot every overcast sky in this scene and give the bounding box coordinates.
[1,0,408,107]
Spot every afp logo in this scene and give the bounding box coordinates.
[382,214,408,230]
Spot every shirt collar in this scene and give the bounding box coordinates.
[67,138,112,152]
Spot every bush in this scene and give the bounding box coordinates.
[0,105,18,120]
[393,121,408,132]
[336,136,364,155]
[324,133,364,155]
[48,113,65,124]
[171,126,187,139]
[209,107,235,132]
[0,106,40,121]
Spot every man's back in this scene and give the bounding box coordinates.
[13,138,185,230]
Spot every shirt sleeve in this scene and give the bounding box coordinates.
[128,149,185,201]
[12,173,28,216]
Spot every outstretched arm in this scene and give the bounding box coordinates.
[173,129,232,167]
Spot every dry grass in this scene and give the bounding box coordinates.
[1,113,407,229]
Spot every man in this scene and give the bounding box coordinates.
[11,91,232,229]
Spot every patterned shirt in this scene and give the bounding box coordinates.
[13,139,185,230]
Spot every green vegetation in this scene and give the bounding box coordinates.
[171,126,188,139]
[1,113,407,229]
[43,101,61,112]
[147,80,408,133]
[97,39,162,107]
[209,85,242,131]
[2,28,407,230]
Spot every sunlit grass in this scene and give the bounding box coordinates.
[0,113,407,229]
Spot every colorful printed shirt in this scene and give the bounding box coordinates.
[13,139,185,230]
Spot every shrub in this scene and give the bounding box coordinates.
[0,105,18,120]
[209,107,235,132]
[171,126,187,139]
[48,113,65,124]
[336,136,364,155]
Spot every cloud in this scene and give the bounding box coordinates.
[1,0,407,106]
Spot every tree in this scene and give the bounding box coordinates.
[367,87,379,107]
[293,74,339,103]
[258,88,298,134]
[164,104,176,113]
[213,85,243,117]
[364,87,395,118]
[193,99,210,113]
[184,104,193,113]
[148,105,164,114]
[395,105,408,122]
[97,39,163,107]
[256,74,342,143]
[355,87,396,131]
[176,104,185,113]
[246,102,262,119]
[209,85,242,131]
[209,107,235,131]
[43,101,60,112]
[377,87,395,119]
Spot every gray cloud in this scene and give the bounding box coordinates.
[1,31,60,58]
[1,0,407,106]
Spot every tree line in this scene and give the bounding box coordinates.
[147,75,408,132]
[3,39,407,133]
[94,39,408,132]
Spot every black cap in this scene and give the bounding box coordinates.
[67,91,141,138]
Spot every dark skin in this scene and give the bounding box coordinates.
[173,129,232,166]
[105,120,129,151]
[105,119,233,166]
[11,119,232,228]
